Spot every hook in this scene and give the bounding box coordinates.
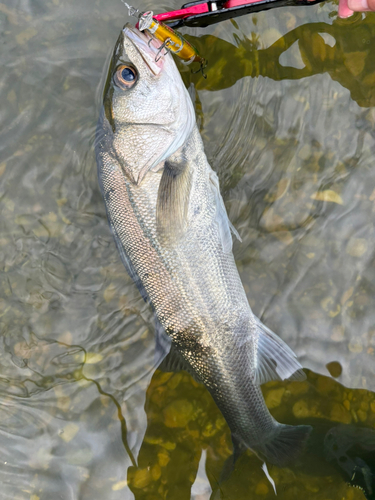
[191,59,207,79]
[155,38,172,62]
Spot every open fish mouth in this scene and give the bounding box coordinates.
[123,23,165,76]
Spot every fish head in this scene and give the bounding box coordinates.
[100,24,195,184]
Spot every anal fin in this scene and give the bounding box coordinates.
[253,316,306,385]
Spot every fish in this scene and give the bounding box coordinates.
[95,23,312,467]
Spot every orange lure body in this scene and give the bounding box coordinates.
[138,11,205,66]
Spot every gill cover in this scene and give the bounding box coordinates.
[106,24,196,185]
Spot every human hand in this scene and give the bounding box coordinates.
[338,0,375,18]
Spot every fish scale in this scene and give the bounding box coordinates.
[96,23,312,467]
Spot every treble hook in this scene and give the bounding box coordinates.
[155,38,172,62]
[148,36,155,48]
[191,59,207,79]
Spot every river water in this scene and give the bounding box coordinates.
[1,1,375,499]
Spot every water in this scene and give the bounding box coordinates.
[0,1,375,499]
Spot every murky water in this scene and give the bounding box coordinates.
[1,1,375,499]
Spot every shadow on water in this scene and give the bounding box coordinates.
[127,369,375,500]
[1,0,375,499]
[183,16,375,108]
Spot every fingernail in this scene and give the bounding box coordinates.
[338,0,354,17]
[338,6,354,17]
[348,0,369,10]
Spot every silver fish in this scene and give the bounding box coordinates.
[95,24,312,467]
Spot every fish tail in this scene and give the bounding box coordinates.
[254,423,312,467]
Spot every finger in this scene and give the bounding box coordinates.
[338,0,354,17]
[348,0,375,10]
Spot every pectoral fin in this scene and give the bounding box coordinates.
[253,316,306,385]
[156,158,191,242]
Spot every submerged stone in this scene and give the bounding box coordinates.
[163,399,194,428]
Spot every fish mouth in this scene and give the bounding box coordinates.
[123,24,164,76]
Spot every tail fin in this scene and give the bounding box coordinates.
[254,424,312,467]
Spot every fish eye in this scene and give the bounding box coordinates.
[114,64,137,89]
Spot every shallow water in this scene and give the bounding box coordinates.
[1,1,375,499]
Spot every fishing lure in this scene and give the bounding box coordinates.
[138,11,205,66]
[124,3,206,73]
